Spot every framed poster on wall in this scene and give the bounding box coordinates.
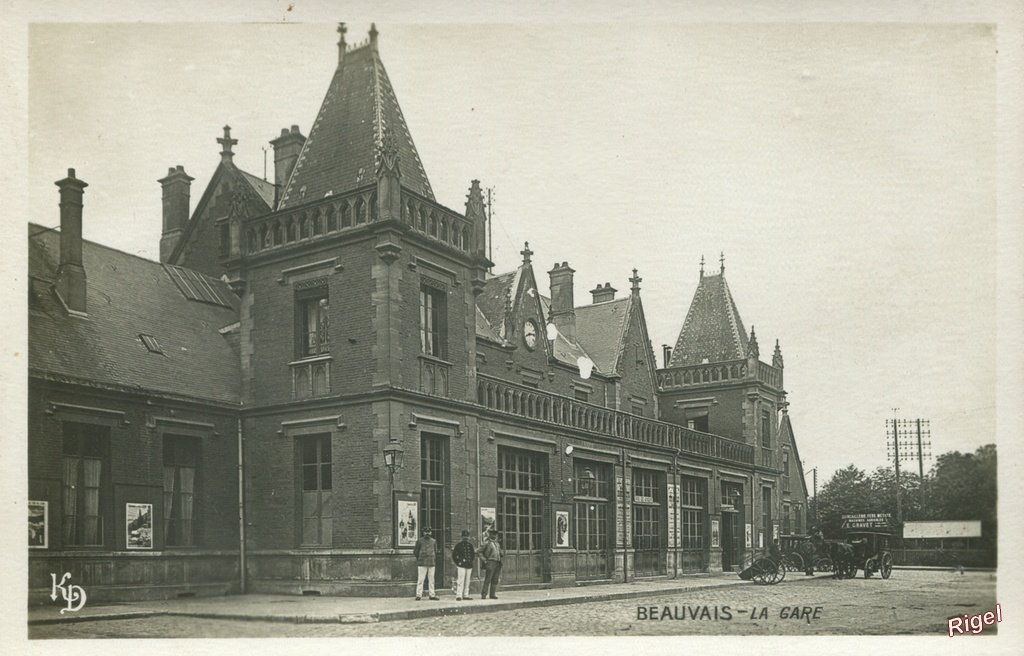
[394,491,419,548]
[773,522,779,540]
[745,523,752,548]
[554,509,570,548]
[710,519,720,548]
[480,506,496,535]
[29,500,47,549]
[126,503,153,550]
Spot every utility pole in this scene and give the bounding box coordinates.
[888,408,903,524]
[812,467,818,525]
[486,187,494,271]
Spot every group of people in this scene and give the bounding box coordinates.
[412,526,504,601]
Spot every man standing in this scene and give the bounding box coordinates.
[480,528,503,600]
[413,527,439,601]
[452,529,476,601]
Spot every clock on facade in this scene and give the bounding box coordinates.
[523,319,538,350]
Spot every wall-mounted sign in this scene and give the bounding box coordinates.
[711,519,720,548]
[29,500,48,549]
[633,495,655,504]
[126,503,153,550]
[841,513,892,530]
[773,523,779,540]
[480,506,496,535]
[554,510,570,548]
[745,523,752,548]
[758,530,764,549]
[395,493,419,548]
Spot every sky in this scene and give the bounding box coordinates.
[21,19,1003,490]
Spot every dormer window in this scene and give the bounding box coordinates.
[295,281,330,358]
[139,334,163,354]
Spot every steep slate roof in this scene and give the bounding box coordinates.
[475,305,501,343]
[29,225,241,404]
[668,272,749,367]
[574,297,632,377]
[238,169,277,208]
[477,269,521,341]
[537,295,595,370]
[278,42,433,209]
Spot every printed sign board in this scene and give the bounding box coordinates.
[840,513,892,529]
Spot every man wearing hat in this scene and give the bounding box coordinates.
[413,527,439,601]
[479,528,503,599]
[452,529,477,601]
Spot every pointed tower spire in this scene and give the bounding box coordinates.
[747,325,759,358]
[699,254,705,278]
[503,286,514,340]
[337,22,347,65]
[369,23,379,50]
[773,339,784,369]
[629,268,642,296]
[217,125,238,163]
[719,251,725,274]
[520,241,533,265]
[465,180,487,256]
[375,128,401,221]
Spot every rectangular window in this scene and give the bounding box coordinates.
[686,415,709,432]
[497,448,545,552]
[61,422,109,547]
[761,486,772,546]
[163,436,199,547]
[420,434,449,545]
[761,411,771,448]
[299,434,333,546]
[631,402,644,416]
[782,502,791,535]
[631,469,665,574]
[218,223,230,258]
[574,460,611,554]
[295,283,330,358]
[573,388,590,403]
[680,476,706,550]
[420,283,447,359]
[795,503,804,535]
[783,451,791,492]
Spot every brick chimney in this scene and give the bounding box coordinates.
[55,168,88,314]
[271,125,306,207]
[590,282,617,304]
[662,345,672,368]
[548,262,576,342]
[158,165,194,263]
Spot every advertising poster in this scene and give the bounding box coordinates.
[126,503,153,550]
[554,510,570,548]
[480,506,496,535]
[710,519,719,548]
[744,523,752,548]
[28,500,47,549]
[395,496,419,547]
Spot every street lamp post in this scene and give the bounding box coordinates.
[383,441,405,487]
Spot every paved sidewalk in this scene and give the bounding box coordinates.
[28,572,834,625]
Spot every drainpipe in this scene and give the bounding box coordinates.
[673,448,680,578]
[621,447,628,583]
[237,416,246,594]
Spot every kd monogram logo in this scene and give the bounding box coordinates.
[50,572,87,614]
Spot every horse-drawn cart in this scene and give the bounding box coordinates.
[848,530,894,579]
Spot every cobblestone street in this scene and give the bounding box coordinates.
[30,570,996,638]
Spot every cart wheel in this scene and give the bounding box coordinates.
[864,558,875,579]
[881,553,893,579]
[773,561,787,584]
[751,557,775,585]
[783,553,804,573]
[814,556,833,573]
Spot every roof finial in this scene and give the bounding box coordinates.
[217,125,238,163]
[699,254,705,278]
[773,339,784,369]
[337,22,347,64]
[719,251,725,274]
[629,268,642,295]
[369,23,379,49]
[747,325,759,358]
[520,241,533,265]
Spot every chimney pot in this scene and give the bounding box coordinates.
[55,168,88,313]
[158,165,194,262]
[549,262,577,341]
[590,282,617,304]
[271,125,307,207]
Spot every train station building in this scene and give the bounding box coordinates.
[27,24,809,602]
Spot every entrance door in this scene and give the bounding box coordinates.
[720,482,745,571]
[497,447,547,584]
[420,434,448,590]
[574,460,613,580]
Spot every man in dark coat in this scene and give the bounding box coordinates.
[479,528,503,599]
[452,529,476,601]
[413,527,439,600]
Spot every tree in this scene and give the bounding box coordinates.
[923,444,996,551]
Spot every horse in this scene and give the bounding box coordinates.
[825,539,857,579]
